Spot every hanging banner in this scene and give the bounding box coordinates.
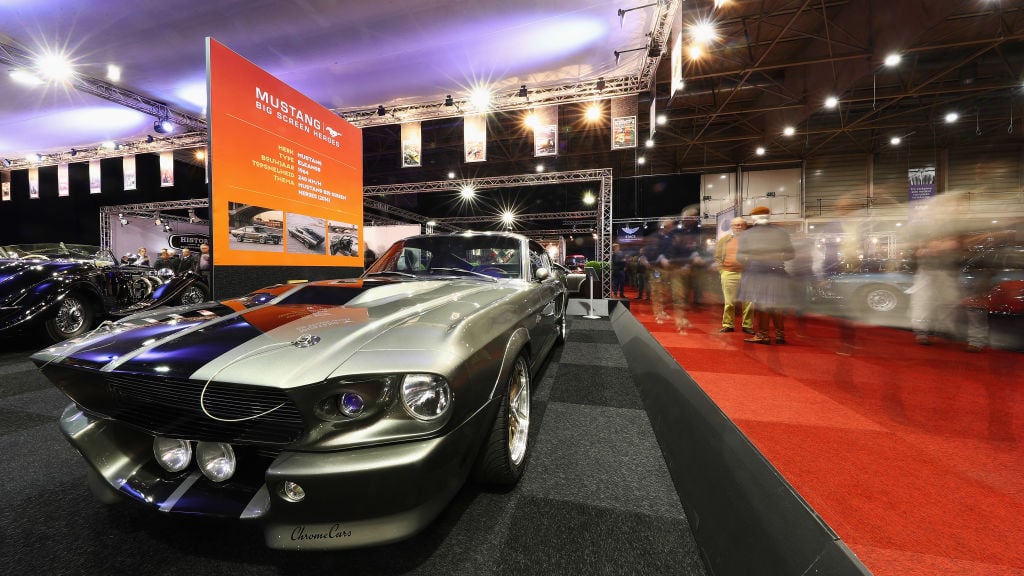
[57,163,70,196]
[159,151,174,187]
[464,114,487,162]
[401,122,422,168]
[28,167,39,199]
[908,167,936,219]
[2,182,10,201]
[532,106,558,157]
[610,94,638,150]
[649,98,657,139]
[124,155,137,190]
[670,30,684,99]
[89,159,102,194]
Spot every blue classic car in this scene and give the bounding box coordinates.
[815,245,1024,317]
[31,232,567,550]
[0,243,210,341]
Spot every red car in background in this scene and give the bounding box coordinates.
[564,254,588,272]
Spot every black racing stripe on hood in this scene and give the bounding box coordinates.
[115,318,265,378]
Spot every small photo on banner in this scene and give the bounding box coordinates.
[532,105,558,157]
[159,151,174,187]
[124,155,137,190]
[29,167,39,199]
[89,159,102,194]
[401,122,422,168]
[610,94,638,150]
[464,114,487,163]
[58,163,69,197]
[2,182,10,202]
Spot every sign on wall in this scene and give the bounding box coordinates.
[124,155,137,191]
[464,114,487,162]
[532,106,558,157]
[89,160,101,194]
[159,151,174,187]
[206,38,363,268]
[402,122,421,168]
[28,168,39,199]
[58,163,69,197]
[1,182,10,202]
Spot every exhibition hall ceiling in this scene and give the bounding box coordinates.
[0,0,661,164]
[1,0,1022,172]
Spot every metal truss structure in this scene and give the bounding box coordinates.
[363,198,461,233]
[364,168,614,296]
[0,39,207,131]
[2,131,208,170]
[335,0,677,128]
[98,199,210,251]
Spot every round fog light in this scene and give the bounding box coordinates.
[153,437,192,473]
[195,441,236,482]
[281,481,306,502]
[338,391,365,416]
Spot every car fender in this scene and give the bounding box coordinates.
[490,326,531,402]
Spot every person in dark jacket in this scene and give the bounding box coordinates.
[737,206,795,344]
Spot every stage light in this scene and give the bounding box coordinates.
[444,94,454,106]
[36,51,74,82]
[645,138,654,148]
[153,118,175,134]
[517,84,528,98]
[163,223,173,233]
[70,148,78,157]
[536,164,545,173]
[106,64,121,82]
[783,126,795,136]
[637,156,646,165]
[469,87,491,110]
[584,103,602,122]
[9,69,44,86]
[146,135,155,144]
[884,53,901,67]
[756,146,766,156]
[2,158,11,168]
[376,105,386,116]
[890,136,901,145]
[448,171,456,179]
[595,77,606,91]
[101,141,116,150]
[944,112,959,123]
[824,96,838,109]
[656,114,667,125]
[25,153,42,162]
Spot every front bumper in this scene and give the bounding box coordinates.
[58,402,491,550]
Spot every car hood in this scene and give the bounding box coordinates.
[34,278,519,389]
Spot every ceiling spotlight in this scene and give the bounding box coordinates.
[146,135,155,144]
[106,64,121,82]
[755,146,766,156]
[824,96,839,109]
[783,126,795,136]
[70,148,78,157]
[890,136,901,145]
[447,171,456,179]
[584,103,602,122]
[25,153,42,162]
[944,112,959,123]
[2,158,11,168]
[656,114,667,125]
[153,118,174,134]
[444,94,454,106]
[884,53,901,67]
[645,138,654,148]
[595,77,606,91]
[536,164,545,173]
[637,156,646,165]
[376,105,386,116]
[517,84,528,98]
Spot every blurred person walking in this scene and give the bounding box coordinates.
[714,217,754,333]
[908,232,963,345]
[737,206,795,344]
[611,243,627,298]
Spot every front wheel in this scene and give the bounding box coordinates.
[45,293,95,341]
[473,354,532,487]
[177,284,209,305]
[858,284,904,314]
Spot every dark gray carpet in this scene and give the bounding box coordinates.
[0,319,706,575]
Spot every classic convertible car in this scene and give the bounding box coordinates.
[1,243,210,341]
[32,231,567,550]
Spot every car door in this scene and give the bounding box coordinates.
[526,240,563,353]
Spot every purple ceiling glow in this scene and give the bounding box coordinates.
[1,0,655,159]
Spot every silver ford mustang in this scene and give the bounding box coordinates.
[32,231,567,550]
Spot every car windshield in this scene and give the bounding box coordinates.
[365,235,523,280]
[0,242,102,261]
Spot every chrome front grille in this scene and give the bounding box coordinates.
[101,373,305,445]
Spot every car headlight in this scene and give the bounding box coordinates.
[401,374,451,420]
[153,437,192,473]
[195,442,236,483]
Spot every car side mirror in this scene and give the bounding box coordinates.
[534,267,550,281]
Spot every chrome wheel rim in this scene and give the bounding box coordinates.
[508,358,531,466]
[179,286,206,305]
[866,289,897,312]
[55,296,85,335]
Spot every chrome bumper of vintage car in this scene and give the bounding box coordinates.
[58,401,491,550]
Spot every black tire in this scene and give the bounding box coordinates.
[555,310,567,344]
[177,284,209,305]
[473,354,532,487]
[44,293,95,341]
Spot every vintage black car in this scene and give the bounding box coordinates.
[32,232,567,550]
[329,233,357,256]
[230,226,282,244]
[289,226,325,250]
[0,243,210,341]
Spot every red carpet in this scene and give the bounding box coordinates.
[625,293,1024,575]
